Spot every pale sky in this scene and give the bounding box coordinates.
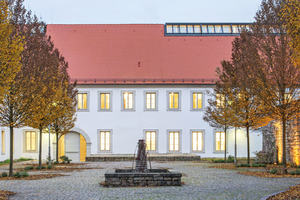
[23,0,263,24]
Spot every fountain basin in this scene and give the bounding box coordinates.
[104,169,182,187]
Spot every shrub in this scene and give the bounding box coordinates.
[296,170,300,175]
[270,169,277,174]
[47,165,52,169]
[24,166,34,170]
[18,157,32,162]
[53,161,58,164]
[13,172,21,178]
[289,171,296,175]
[35,166,40,170]
[1,172,8,177]
[227,155,234,163]
[297,165,300,169]
[41,166,46,169]
[236,164,251,167]
[252,164,267,167]
[21,171,29,177]
[289,163,298,168]
[60,155,72,164]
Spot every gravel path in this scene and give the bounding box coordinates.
[1,161,300,200]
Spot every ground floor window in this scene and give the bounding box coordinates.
[215,131,225,151]
[1,130,5,154]
[169,131,180,152]
[98,130,112,153]
[192,131,203,151]
[145,131,156,151]
[25,131,37,152]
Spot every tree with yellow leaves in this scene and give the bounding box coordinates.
[281,0,300,66]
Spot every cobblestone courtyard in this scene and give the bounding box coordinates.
[1,161,300,200]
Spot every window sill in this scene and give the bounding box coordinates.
[98,109,113,112]
[77,109,90,112]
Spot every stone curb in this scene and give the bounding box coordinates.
[260,189,287,200]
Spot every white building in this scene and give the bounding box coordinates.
[0,23,262,162]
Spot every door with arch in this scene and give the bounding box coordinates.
[58,132,86,162]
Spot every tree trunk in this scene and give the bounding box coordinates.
[282,116,287,166]
[9,126,14,177]
[224,127,227,163]
[39,128,43,168]
[247,126,250,164]
[56,132,59,162]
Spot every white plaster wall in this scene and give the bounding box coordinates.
[75,84,263,158]
[0,127,9,162]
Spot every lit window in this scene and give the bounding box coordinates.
[169,132,179,151]
[192,131,203,151]
[208,25,214,33]
[78,93,87,110]
[194,25,201,33]
[215,25,222,33]
[99,131,110,151]
[146,93,156,110]
[173,25,179,33]
[123,93,133,109]
[180,25,187,33]
[232,25,239,33]
[25,131,36,151]
[216,94,225,108]
[187,25,194,33]
[166,25,173,33]
[169,92,180,110]
[1,131,4,154]
[100,93,110,110]
[215,131,225,151]
[201,25,208,33]
[223,25,231,33]
[146,131,156,151]
[193,93,203,109]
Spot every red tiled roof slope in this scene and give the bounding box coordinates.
[46,24,235,84]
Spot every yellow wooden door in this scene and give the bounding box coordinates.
[80,134,86,162]
[58,135,65,161]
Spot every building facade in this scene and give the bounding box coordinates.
[0,23,263,162]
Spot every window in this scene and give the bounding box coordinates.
[232,25,239,33]
[1,130,5,154]
[144,91,158,111]
[216,94,225,108]
[24,130,38,152]
[201,25,208,33]
[145,130,157,152]
[215,131,225,151]
[194,25,201,33]
[187,25,193,33]
[77,92,89,111]
[168,131,181,152]
[166,25,173,33]
[173,25,179,33]
[191,91,204,110]
[208,25,214,33]
[121,91,135,111]
[215,25,222,33]
[223,25,231,33]
[167,91,181,111]
[191,131,204,152]
[180,25,186,33]
[98,91,112,111]
[97,130,113,153]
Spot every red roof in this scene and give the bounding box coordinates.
[46,24,235,84]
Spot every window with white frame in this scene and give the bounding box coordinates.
[25,131,37,152]
[122,91,135,111]
[99,92,112,111]
[215,131,225,151]
[169,131,180,152]
[99,131,111,152]
[77,93,88,110]
[191,91,204,110]
[167,91,181,111]
[192,131,203,152]
[1,130,5,154]
[144,91,158,111]
[216,94,225,108]
[145,131,156,151]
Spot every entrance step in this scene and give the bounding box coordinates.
[86,154,200,162]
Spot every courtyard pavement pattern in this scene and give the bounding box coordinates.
[1,161,300,200]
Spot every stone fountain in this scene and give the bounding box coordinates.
[104,139,182,187]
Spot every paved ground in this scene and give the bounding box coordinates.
[1,161,300,200]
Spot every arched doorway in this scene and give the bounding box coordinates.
[53,127,91,162]
[57,133,86,162]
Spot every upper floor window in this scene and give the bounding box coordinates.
[191,91,204,110]
[121,91,135,111]
[77,92,89,111]
[144,91,158,111]
[167,91,181,111]
[98,91,112,111]
[216,94,225,108]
